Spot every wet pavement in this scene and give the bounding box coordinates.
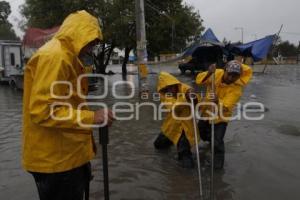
[0,64,300,200]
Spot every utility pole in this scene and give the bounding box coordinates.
[135,0,148,93]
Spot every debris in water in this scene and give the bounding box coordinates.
[277,125,300,136]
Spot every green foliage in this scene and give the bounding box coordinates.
[100,0,136,48]
[20,0,98,29]
[0,23,18,40]
[274,40,299,57]
[20,0,204,56]
[0,0,11,22]
[0,1,18,40]
[145,0,204,57]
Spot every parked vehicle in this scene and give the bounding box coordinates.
[0,40,24,89]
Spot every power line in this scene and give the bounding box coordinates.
[145,0,161,13]
[145,1,175,51]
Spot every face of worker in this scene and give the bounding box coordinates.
[168,85,179,95]
[223,71,240,84]
[161,85,179,96]
[79,39,99,65]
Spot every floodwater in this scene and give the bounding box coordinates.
[0,64,300,200]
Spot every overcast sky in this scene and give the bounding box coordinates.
[7,0,300,44]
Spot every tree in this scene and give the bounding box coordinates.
[108,0,204,75]
[20,0,114,74]
[20,0,204,74]
[20,0,99,29]
[0,1,18,40]
[106,0,136,76]
[145,0,204,58]
[222,37,231,45]
[273,40,298,57]
[0,0,10,22]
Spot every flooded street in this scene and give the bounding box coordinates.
[1,64,300,200]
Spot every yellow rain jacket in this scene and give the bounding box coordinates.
[22,10,103,173]
[158,72,200,145]
[196,64,253,124]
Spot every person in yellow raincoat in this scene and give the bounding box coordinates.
[154,71,200,168]
[22,10,114,200]
[196,60,253,169]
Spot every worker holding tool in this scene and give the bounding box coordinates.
[196,60,253,170]
[22,10,114,200]
[154,71,200,168]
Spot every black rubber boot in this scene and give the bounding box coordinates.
[154,133,173,150]
[177,133,194,168]
[214,154,224,170]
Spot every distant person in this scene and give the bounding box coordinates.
[22,10,114,200]
[196,60,252,169]
[154,72,200,168]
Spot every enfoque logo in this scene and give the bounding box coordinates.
[49,74,265,128]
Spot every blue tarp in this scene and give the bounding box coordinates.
[201,28,220,43]
[182,28,275,62]
[182,29,221,57]
[234,35,275,61]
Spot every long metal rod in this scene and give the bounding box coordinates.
[263,24,283,73]
[99,126,109,200]
[190,97,203,199]
[85,181,90,200]
[210,72,215,200]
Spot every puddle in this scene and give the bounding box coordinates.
[277,125,300,136]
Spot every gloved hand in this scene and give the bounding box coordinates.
[185,89,198,104]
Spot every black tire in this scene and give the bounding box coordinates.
[180,68,186,74]
[178,64,185,74]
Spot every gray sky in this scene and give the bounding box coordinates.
[7,0,23,37]
[184,0,299,44]
[8,0,300,44]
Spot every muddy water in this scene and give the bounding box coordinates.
[0,65,300,200]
